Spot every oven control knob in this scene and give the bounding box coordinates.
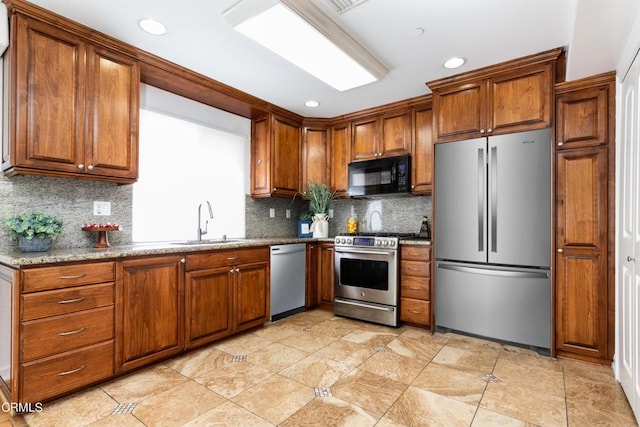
[389,241,395,247]
[383,241,389,246]
[347,238,352,244]
[375,240,381,246]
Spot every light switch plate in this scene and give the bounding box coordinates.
[286,209,291,219]
[93,201,111,216]
[328,209,334,218]
[269,208,275,218]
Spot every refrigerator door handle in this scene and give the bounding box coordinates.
[437,263,550,279]
[490,145,498,253]
[477,147,485,252]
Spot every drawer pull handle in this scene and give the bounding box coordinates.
[226,257,238,260]
[58,297,86,304]
[59,274,87,280]
[58,327,86,336]
[408,268,422,271]
[59,365,85,376]
[408,286,422,290]
[409,310,422,314]
[408,253,422,256]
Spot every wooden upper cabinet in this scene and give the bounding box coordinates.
[351,110,411,161]
[555,73,614,150]
[428,48,561,143]
[250,114,301,198]
[380,109,412,157]
[330,122,351,197]
[351,116,379,160]
[302,125,328,187]
[2,13,139,183]
[432,81,485,142]
[85,45,139,180]
[411,106,433,194]
[250,116,271,197]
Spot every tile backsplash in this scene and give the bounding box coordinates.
[0,172,431,252]
[0,174,132,252]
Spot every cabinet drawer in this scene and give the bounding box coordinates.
[21,341,114,403]
[401,246,430,261]
[400,276,430,300]
[400,298,430,326]
[401,260,430,277]
[22,306,114,362]
[186,247,269,271]
[22,262,115,292]
[22,283,114,321]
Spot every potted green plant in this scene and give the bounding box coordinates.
[4,212,64,252]
[303,182,336,238]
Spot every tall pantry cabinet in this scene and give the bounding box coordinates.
[554,72,615,363]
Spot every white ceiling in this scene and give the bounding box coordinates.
[24,0,639,118]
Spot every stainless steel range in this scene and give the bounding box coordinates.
[333,233,404,327]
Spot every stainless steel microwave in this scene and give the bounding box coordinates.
[347,155,411,197]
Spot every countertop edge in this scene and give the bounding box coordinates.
[0,236,429,267]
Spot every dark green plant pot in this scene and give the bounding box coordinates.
[18,236,52,252]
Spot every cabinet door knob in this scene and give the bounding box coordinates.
[487,128,493,133]
[272,187,277,192]
[180,258,186,264]
[257,159,262,164]
[557,248,564,253]
[87,164,94,170]
[77,164,84,170]
[480,129,485,134]
[557,142,564,147]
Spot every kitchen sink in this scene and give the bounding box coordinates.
[170,239,240,246]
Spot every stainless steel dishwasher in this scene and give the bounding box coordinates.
[270,243,306,321]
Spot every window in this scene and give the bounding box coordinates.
[133,86,250,242]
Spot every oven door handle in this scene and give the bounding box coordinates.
[335,248,396,256]
[335,298,394,312]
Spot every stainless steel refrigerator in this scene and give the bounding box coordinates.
[434,128,552,349]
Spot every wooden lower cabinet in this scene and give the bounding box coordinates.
[185,266,233,348]
[184,247,270,348]
[318,243,335,310]
[306,242,335,310]
[399,245,431,328]
[118,255,184,372]
[555,145,610,362]
[16,261,116,403]
[235,260,270,332]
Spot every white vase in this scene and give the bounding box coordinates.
[310,213,329,238]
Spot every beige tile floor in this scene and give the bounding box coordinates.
[2,309,638,426]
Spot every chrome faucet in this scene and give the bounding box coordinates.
[197,201,214,241]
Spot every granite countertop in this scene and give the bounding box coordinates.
[0,236,430,267]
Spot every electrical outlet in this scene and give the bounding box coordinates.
[93,201,111,216]
[328,209,334,219]
[285,209,291,219]
[269,208,275,218]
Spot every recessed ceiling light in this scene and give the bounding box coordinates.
[410,27,424,37]
[138,18,167,36]
[305,100,320,107]
[443,56,466,69]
